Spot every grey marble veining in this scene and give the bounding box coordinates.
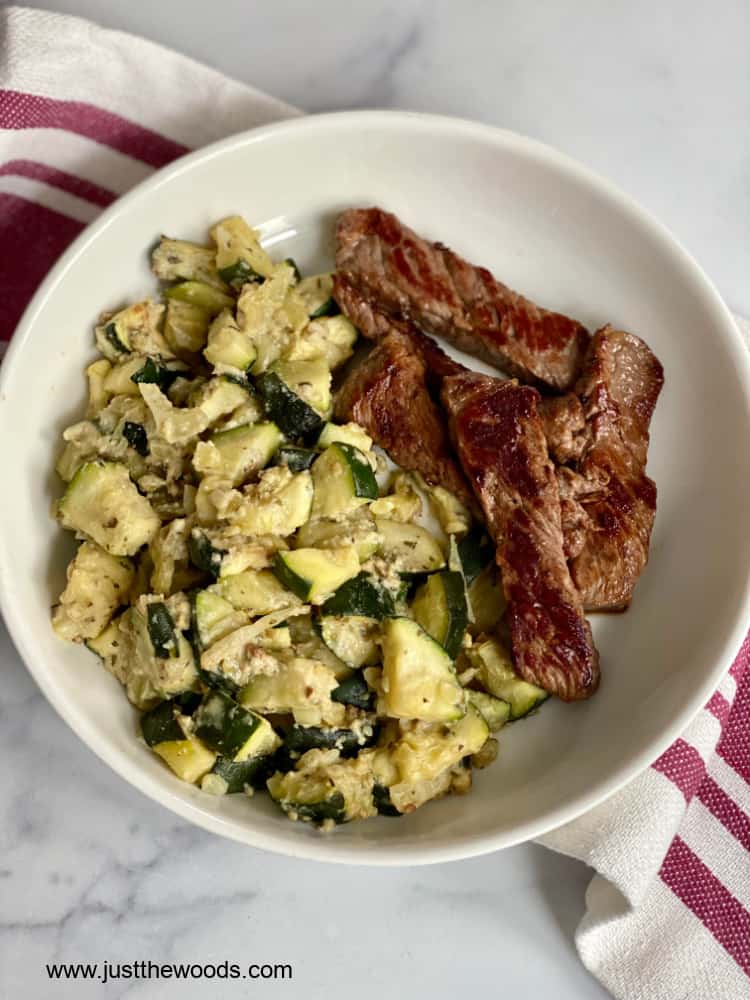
[6,1,749,996]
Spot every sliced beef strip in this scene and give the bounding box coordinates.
[565,326,664,611]
[333,275,466,387]
[335,207,590,391]
[335,327,474,507]
[441,372,600,701]
[539,394,587,465]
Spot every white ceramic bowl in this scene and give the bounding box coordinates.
[2,112,749,865]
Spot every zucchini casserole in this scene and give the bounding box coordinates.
[51,216,547,828]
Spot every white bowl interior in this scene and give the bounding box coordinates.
[2,113,749,864]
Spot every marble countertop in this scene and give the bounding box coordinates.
[5,2,748,997]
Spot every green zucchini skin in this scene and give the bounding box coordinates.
[187,533,225,578]
[456,528,494,585]
[272,446,318,472]
[211,755,266,793]
[321,572,395,619]
[412,570,469,659]
[218,260,264,289]
[194,690,262,758]
[294,792,346,825]
[255,371,324,443]
[309,297,339,319]
[122,421,149,457]
[130,357,181,392]
[146,603,179,659]
[284,258,301,282]
[284,724,375,758]
[335,443,378,499]
[373,783,400,817]
[140,700,184,747]
[104,321,128,354]
[331,674,375,710]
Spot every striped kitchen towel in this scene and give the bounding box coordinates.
[1,8,748,999]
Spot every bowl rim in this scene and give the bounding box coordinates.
[2,109,749,866]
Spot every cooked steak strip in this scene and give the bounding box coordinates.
[335,207,590,391]
[539,394,587,464]
[335,328,474,507]
[566,326,664,611]
[441,372,600,701]
[334,275,466,388]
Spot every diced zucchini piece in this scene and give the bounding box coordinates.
[318,615,380,668]
[425,484,472,537]
[296,508,380,561]
[85,359,112,416]
[317,422,372,453]
[467,690,511,731]
[331,673,375,710]
[151,237,225,288]
[146,602,180,658]
[311,443,378,519]
[286,315,357,369]
[272,446,318,472]
[154,736,217,784]
[164,299,211,356]
[240,657,344,727]
[53,541,134,642]
[390,707,489,785]
[369,473,422,523]
[193,422,282,486]
[130,604,198,696]
[86,615,125,660]
[320,571,395,618]
[296,273,338,317]
[194,690,278,760]
[411,571,468,659]
[456,527,494,585]
[191,377,249,423]
[284,723,375,757]
[268,358,331,418]
[138,383,209,445]
[101,355,146,396]
[188,531,225,578]
[233,468,313,536]
[94,301,169,360]
[140,699,185,747]
[192,590,246,650]
[122,421,149,457]
[236,264,305,373]
[57,461,160,557]
[382,617,466,722]
[375,518,446,575]
[219,569,300,615]
[467,565,507,633]
[255,371,325,442]
[130,356,185,392]
[267,771,346,825]
[209,756,267,794]
[211,216,275,285]
[467,638,549,719]
[204,310,257,372]
[165,281,235,315]
[273,546,359,604]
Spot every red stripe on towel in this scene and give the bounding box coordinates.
[0,193,84,341]
[652,738,706,802]
[660,836,750,976]
[0,89,188,167]
[697,778,750,852]
[717,664,750,785]
[0,159,116,207]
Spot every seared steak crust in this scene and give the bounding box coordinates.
[442,372,600,700]
[335,328,473,506]
[335,207,589,391]
[566,326,664,611]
